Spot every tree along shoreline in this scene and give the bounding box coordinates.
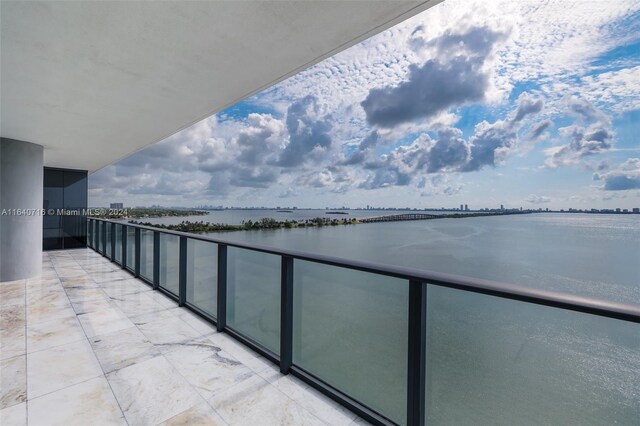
[91,207,208,219]
[128,211,530,234]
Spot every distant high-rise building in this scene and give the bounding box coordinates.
[500,204,504,210]
[464,204,469,211]
[110,202,123,209]
[460,204,463,211]
[616,208,621,213]
[633,208,639,213]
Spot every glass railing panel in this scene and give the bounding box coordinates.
[126,226,135,271]
[227,247,280,354]
[158,233,180,296]
[90,220,96,249]
[97,221,103,253]
[292,261,409,424]
[114,224,123,264]
[424,285,640,425]
[139,229,154,282]
[186,239,217,318]
[86,220,92,248]
[105,223,112,257]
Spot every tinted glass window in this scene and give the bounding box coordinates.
[43,168,87,250]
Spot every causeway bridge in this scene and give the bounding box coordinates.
[359,213,438,223]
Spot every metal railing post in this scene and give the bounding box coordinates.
[153,231,160,290]
[179,236,187,306]
[216,244,227,331]
[121,225,127,269]
[407,280,427,426]
[280,255,294,375]
[134,227,141,277]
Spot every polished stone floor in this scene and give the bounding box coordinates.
[0,249,368,426]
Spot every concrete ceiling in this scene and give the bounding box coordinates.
[1,0,439,173]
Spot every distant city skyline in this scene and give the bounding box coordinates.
[90,0,640,209]
[103,201,639,214]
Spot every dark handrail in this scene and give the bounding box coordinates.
[89,217,640,324]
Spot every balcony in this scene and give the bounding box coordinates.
[0,248,363,425]
[1,218,639,426]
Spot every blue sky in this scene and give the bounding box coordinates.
[90,0,640,209]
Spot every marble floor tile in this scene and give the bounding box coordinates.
[110,291,167,317]
[39,270,60,280]
[64,286,109,304]
[0,282,25,307]
[147,291,180,308]
[258,366,311,400]
[138,315,202,347]
[28,376,126,426]
[91,270,135,283]
[0,279,26,286]
[0,305,26,360]
[163,338,254,400]
[100,278,151,298]
[27,340,103,398]
[207,333,273,373]
[160,401,228,426]
[71,298,115,315]
[25,288,69,307]
[0,355,26,409]
[60,276,98,288]
[54,266,86,276]
[27,314,86,354]
[26,299,76,326]
[0,332,25,361]
[55,272,88,282]
[173,308,217,335]
[77,263,117,272]
[0,401,26,426]
[209,374,324,426]
[77,307,134,338]
[90,326,160,373]
[284,382,358,426]
[130,308,180,327]
[107,355,201,425]
[25,277,62,293]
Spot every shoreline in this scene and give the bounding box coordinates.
[129,211,532,234]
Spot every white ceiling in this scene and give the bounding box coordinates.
[1,0,438,172]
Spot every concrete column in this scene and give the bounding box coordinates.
[1,138,44,281]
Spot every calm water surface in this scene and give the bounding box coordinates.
[197,212,640,305]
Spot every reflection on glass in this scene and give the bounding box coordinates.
[293,261,408,424]
[105,223,112,257]
[186,239,217,318]
[87,221,93,249]
[425,286,640,425]
[227,247,280,354]
[139,229,154,281]
[159,233,180,296]
[43,169,63,250]
[97,221,103,253]
[114,224,123,264]
[126,226,135,271]
[91,221,96,249]
[62,171,87,248]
